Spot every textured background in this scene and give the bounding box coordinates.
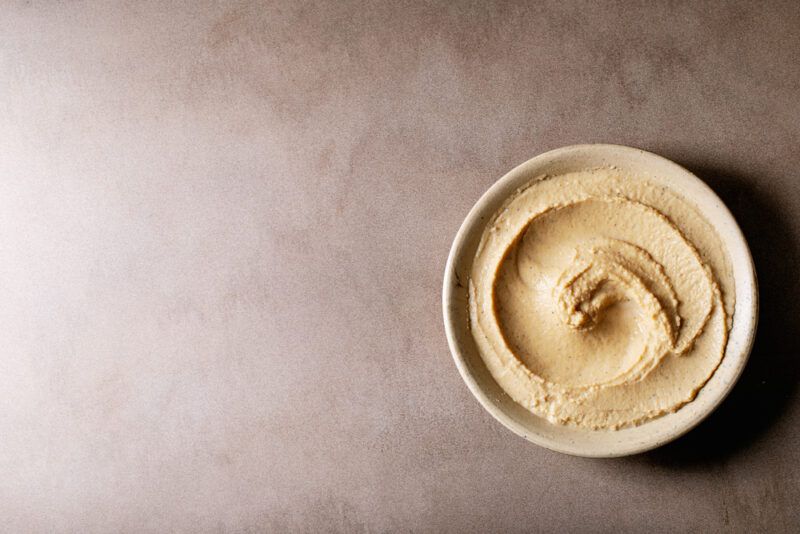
[1,1,799,532]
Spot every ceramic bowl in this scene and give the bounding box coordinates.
[442,144,758,457]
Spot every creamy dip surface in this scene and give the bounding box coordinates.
[469,168,734,430]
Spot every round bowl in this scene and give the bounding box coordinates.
[442,144,758,457]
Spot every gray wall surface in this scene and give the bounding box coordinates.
[1,1,798,532]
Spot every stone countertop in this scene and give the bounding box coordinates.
[2,1,799,532]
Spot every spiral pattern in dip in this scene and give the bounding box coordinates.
[469,169,734,429]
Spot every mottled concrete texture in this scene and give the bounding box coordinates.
[1,1,799,532]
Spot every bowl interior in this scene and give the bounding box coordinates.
[443,144,758,457]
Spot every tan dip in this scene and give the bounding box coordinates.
[469,168,734,429]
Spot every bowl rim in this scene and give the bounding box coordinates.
[442,143,759,457]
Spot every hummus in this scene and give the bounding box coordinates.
[469,168,734,429]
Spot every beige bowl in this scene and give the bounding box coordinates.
[442,144,758,457]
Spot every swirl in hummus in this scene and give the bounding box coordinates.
[469,168,734,430]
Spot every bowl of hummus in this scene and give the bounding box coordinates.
[443,144,757,457]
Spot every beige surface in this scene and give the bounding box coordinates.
[1,1,798,532]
